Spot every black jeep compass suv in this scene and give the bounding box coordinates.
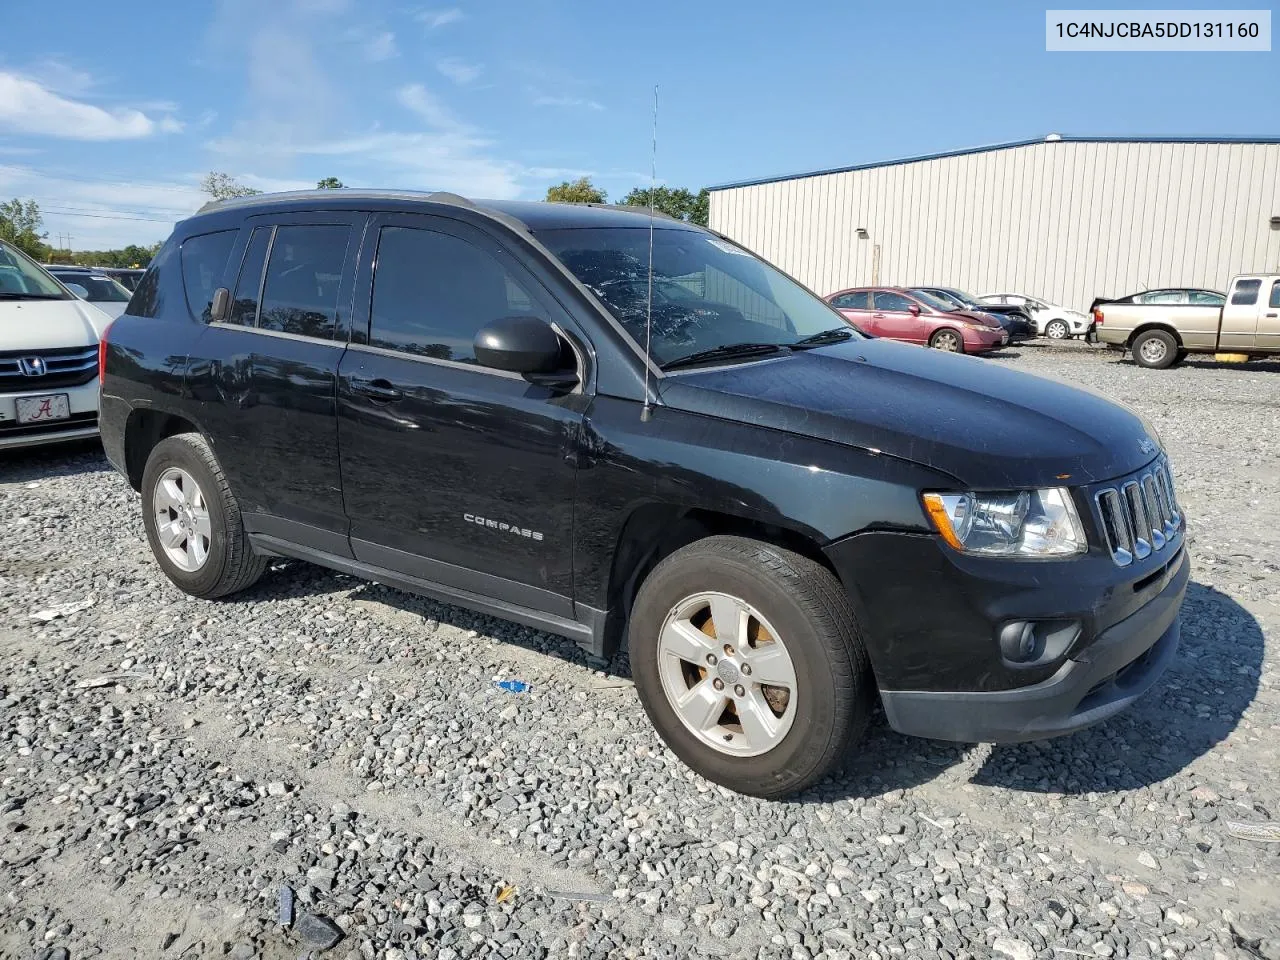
[99,191,1188,798]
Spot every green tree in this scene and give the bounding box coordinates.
[200,172,262,201]
[620,186,710,227]
[0,199,50,260]
[316,177,345,189]
[545,177,606,204]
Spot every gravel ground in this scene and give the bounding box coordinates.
[2,341,1278,960]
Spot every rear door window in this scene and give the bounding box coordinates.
[831,292,868,309]
[229,227,271,326]
[1230,279,1261,306]
[258,225,351,339]
[180,230,237,322]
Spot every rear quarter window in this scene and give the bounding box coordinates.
[127,242,178,319]
[180,230,238,322]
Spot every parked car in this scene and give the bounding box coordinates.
[979,293,1093,340]
[103,267,147,292]
[101,191,1187,798]
[827,287,1006,353]
[1,240,111,449]
[46,266,133,319]
[1093,276,1279,368]
[1089,288,1225,313]
[910,286,1034,342]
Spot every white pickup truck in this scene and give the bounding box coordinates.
[1093,275,1280,368]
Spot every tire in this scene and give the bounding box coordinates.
[141,432,268,599]
[1044,319,1070,340]
[929,329,964,353]
[629,536,872,799]
[1171,349,1189,368]
[1131,329,1179,369]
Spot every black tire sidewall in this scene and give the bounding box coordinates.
[630,547,854,796]
[141,436,234,596]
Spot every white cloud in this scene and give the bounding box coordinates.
[0,71,177,141]
[436,57,481,85]
[396,83,468,132]
[363,30,398,61]
[533,95,604,111]
[418,7,463,29]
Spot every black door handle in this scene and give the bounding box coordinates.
[350,377,402,403]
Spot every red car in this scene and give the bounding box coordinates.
[826,287,1007,353]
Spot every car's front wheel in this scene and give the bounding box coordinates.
[1044,319,1070,340]
[141,433,268,598]
[629,536,872,799]
[929,329,964,352]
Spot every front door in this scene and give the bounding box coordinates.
[186,212,364,556]
[336,213,583,617]
[1261,280,1280,353]
[872,291,927,344]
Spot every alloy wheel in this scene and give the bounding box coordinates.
[933,331,961,351]
[1139,338,1168,365]
[1046,320,1069,340]
[656,592,798,757]
[152,466,212,572]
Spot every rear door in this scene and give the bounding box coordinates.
[872,291,926,343]
[1219,277,1265,350]
[186,211,365,556]
[829,291,873,332]
[335,212,583,615]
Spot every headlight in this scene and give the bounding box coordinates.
[921,488,1087,557]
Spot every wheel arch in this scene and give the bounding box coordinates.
[1126,323,1183,349]
[123,408,202,491]
[600,504,838,656]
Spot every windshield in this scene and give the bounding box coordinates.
[535,226,861,366]
[0,241,70,299]
[943,288,979,307]
[55,273,132,302]
[911,290,956,312]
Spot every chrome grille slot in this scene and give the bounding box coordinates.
[0,346,99,390]
[1094,458,1182,567]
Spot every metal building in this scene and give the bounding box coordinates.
[707,135,1280,311]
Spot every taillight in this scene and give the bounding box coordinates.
[98,322,112,382]
[1092,308,1104,325]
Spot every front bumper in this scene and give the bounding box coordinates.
[879,550,1186,742]
[0,380,100,450]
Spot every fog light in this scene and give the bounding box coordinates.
[999,621,1041,663]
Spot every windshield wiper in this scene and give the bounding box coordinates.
[660,342,788,371]
[0,293,63,300]
[790,327,856,349]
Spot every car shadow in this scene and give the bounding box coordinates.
[0,439,109,482]
[1115,356,1280,373]
[794,580,1262,802]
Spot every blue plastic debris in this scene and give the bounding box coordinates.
[494,679,531,694]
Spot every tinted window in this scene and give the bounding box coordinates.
[369,227,546,363]
[1188,290,1226,306]
[1230,279,1261,306]
[258,225,350,338]
[831,292,868,309]
[1271,282,1280,309]
[229,227,270,326]
[874,291,916,312]
[180,230,237,321]
[127,241,175,318]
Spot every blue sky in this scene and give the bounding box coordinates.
[0,0,1275,248]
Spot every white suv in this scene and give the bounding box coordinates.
[1,240,113,449]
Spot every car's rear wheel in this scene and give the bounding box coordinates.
[929,329,964,352]
[1132,329,1179,369]
[629,536,872,799]
[141,433,267,598]
[1044,319,1070,340]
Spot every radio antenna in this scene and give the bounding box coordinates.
[640,84,658,423]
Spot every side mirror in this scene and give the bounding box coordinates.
[474,316,577,387]
[210,287,231,323]
[908,303,921,316]
[64,282,89,298]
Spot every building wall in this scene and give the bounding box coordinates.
[708,140,1280,311]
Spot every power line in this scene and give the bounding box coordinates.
[40,207,175,223]
[27,197,195,218]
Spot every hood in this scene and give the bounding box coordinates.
[955,310,1003,327]
[89,301,128,321]
[0,298,112,348]
[658,338,1160,489]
